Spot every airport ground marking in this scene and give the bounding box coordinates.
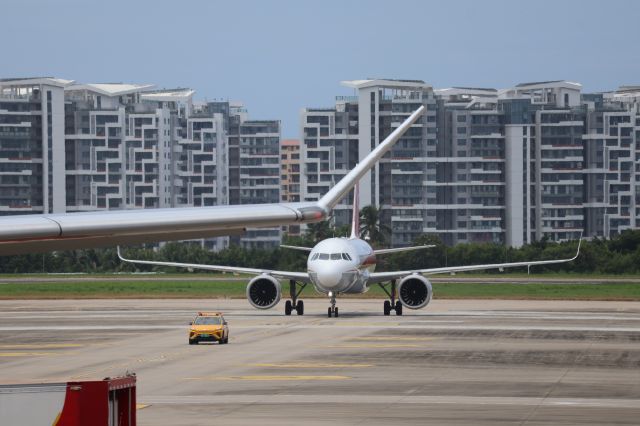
[351,336,435,341]
[136,404,150,410]
[320,343,421,349]
[184,375,351,381]
[0,343,84,349]
[0,351,62,357]
[329,322,400,327]
[244,363,373,368]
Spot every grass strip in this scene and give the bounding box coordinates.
[0,281,639,300]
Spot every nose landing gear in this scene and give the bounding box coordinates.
[327,292,339,317]
[379,280,403,316]
[285,280,306,316]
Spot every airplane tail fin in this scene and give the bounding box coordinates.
[350,182,360,239]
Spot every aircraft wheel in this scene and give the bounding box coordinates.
[285,300,292,316]
[334,307,339,317]
[296,300,304,315]
[328,307,332,318]
[395,301,403,316]
[383,300,391,316]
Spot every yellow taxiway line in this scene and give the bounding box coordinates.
[0,343,83,349]
[0,352,61,357]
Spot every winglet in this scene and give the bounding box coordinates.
[572,231,583,261]
[116,245,126,262]
[318,106,425,212]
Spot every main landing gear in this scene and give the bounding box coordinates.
[285,280,307,316]
[379,280,403,316]
[327,292,339,318]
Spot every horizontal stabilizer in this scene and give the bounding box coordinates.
[374,245,435,255]
[280,245,313,252]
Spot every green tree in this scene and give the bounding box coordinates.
[359,205,391,247]
[305,221,332,242]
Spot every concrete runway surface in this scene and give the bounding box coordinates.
[1,298,639,425]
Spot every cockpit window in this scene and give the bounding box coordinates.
[330,253,341,260]
[311,253,319,260]
[318,253,329,260]
[342,253,352,261]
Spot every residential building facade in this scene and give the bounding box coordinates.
[301,79,640,247]
[280,138,301,236]
[0,78,71,215]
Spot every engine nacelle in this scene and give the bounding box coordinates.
[246,274,281,309]
[398,274,432,309]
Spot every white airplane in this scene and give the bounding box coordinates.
[0,107,425,256]
[118,184,582,318]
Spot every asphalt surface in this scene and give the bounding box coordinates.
[1,298,640,425]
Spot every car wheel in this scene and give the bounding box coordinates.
[189,339,197,345]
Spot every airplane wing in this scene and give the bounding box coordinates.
[116,247,310,282]
[367,238,582,284]
[0,106,426,255]
[280,245,313,252]
[373,245,435,255]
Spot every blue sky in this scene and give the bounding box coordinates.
[3,0,639,137]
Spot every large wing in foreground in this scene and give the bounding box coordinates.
[368,239,582,284]
[117,247,310,282]
[0,106,425,255]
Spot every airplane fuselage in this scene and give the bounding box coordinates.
[307,237,375,295]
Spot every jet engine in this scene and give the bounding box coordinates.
[398,274,432,309]
[246,274,281,309]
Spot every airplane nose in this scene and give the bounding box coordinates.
[318,271,342,288]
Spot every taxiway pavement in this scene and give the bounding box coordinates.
[1,298,639,425]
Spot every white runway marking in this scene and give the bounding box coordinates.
[141,394,640,409]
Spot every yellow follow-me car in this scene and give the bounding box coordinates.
[189,312,229,345]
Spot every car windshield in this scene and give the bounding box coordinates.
[194,316,222,325]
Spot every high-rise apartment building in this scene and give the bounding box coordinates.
[0,77,281,251]
[280,139,301,236]
[0,78,71,215]
[237,120,282,248]
[302,79,438,245]
[206,102,282,248]
[300,99,359,226]
[500,81,585,246]
[301,79,640,247]
[436,87,504,245]
[280,139,300,203]
[63,83,229,250]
